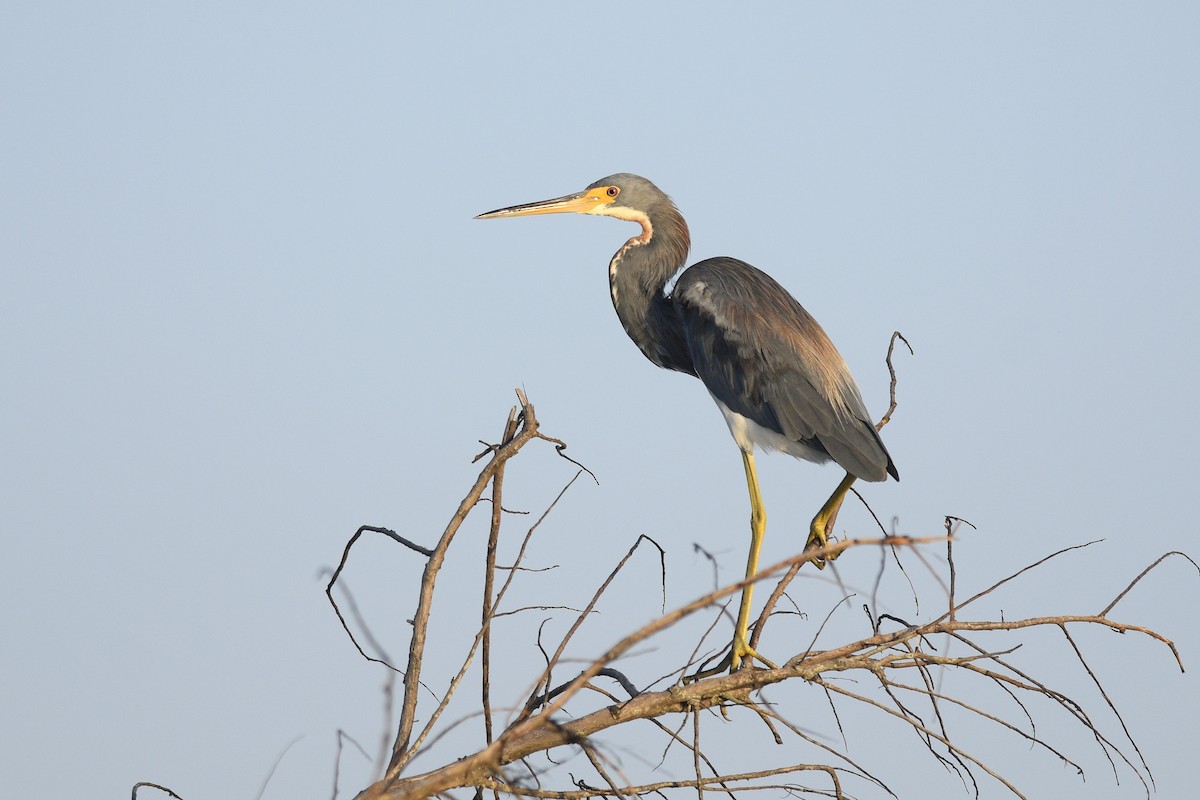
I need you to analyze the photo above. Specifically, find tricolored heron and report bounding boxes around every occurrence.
[477,174,897,671]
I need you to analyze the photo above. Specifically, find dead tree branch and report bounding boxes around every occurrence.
[312,385,1192,800]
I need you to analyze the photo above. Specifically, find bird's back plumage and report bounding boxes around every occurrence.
[674,258,897,482]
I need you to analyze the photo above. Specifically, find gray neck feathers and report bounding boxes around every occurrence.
[607,201,695,375]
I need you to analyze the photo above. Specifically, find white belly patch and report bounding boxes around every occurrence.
[711,394,829,465]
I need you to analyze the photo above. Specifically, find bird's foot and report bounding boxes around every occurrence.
[684,635,777,682]
[807,472,854,568]
[804,519,839,570]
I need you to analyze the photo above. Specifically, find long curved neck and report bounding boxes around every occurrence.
[606,201,696,375]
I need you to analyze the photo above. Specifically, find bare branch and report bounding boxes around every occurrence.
[1099,551,1200,619]
[483,404,521,770]
[389,392,547,774]
[256,735,303,800]
[400,469,590,772]
[328,392,1190,800]
[477,764,851,799]
[876,330,913,432]
[132,783,184,800]
[333,730,372,800]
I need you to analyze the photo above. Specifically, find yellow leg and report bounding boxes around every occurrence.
[806,471,857,568]
[728,449,768,670]
[686,450,782,680]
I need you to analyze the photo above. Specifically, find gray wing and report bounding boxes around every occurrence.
[674,258,897,482]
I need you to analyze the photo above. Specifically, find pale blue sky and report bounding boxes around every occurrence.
[2,3,1198,798]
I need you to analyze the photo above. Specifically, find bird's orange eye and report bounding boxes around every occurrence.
[606,186,619,197]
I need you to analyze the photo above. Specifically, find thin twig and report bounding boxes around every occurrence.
[256,736,303,800]
[131,783,184,800]
[1100,551,1200,618]
[332,730,371,800]
[748,562,801,654]
[325,527,429,668]
[1059,626,1153,789]
[876,331,913,432]
[483,404,521,780]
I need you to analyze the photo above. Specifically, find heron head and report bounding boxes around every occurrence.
[475,173,668,222]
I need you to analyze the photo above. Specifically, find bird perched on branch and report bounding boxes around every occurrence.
[478,174,897,672]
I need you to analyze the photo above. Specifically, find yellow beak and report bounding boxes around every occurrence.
[475,186,614,220]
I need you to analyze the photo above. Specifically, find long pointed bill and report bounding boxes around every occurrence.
[475,186,614,220]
